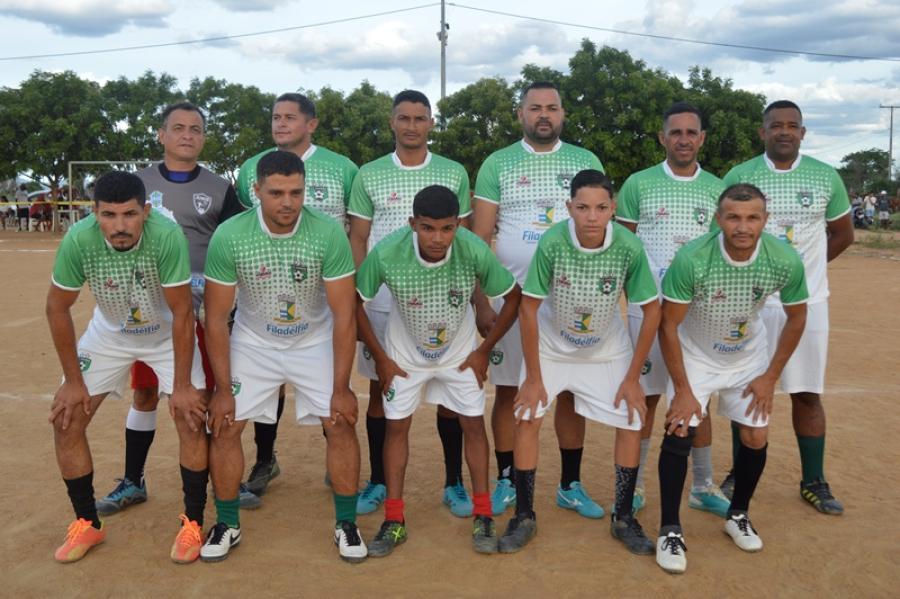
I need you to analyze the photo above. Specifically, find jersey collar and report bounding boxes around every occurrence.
[717,231,760,267]
[301,144,317,161]
[568,219,613,254]
[391,151,432,170]
[521,139,562,154]
[257,205,302,238]
[412,231,452,267]
[763,153,802,173]
[662,160,702,182]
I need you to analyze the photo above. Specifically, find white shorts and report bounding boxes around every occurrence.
[231,339,334,425]
[879,210,891,220]
[358,308,388,381]
[487,296,524,387]
[762,301,828,394]
[627,311,669,396]
[71,331,206,400]
[383,365,486,420]
[516,353,641,430]
[667,360,769,428]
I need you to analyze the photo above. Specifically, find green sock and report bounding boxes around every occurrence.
[731,422,741,464]
[214,497,241,529]
[797,435,826,484]
[334,492,358,524]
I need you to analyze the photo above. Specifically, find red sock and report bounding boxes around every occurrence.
[473,492,491,518]
[384,498,405,523]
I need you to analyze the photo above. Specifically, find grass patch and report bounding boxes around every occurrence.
[856,231,900,250]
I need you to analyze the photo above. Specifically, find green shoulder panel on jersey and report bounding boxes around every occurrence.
[347,153,395,220]
[236,148,277,208]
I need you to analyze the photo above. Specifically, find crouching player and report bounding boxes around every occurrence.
[357,185,521,556]
[202,151,366,563]
[655,183,808,574]
[499,169,660,555]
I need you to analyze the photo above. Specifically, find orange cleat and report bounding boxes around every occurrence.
[171,514,203,564]
[55,518,105,564]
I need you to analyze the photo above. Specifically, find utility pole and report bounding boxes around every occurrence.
[880,104,899,180]
[437,0,449,129]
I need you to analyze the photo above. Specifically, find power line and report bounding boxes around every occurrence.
[0,4,439,61]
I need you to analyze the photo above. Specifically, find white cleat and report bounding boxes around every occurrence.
[725,514,763,552]
[656,532,688,574]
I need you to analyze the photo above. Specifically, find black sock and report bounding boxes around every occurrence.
[559,447,583,489]
[64,472,100,528]
[496,450,514,481]
[253,395,285,464]
[366,414,387,485]
[437,414,464,488]
[658,444,689,528]
[124,428,154,485]
[729,443,767,515]
[180,465,209,526]
[514,468,536,518]
[613,464,638,519]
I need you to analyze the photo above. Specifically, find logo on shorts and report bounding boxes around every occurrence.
[78,352,92,372]
[193,193,212,215]
[533,200,555,226]
[447,287,464,308]
[384,384,396,402]
[557,172,574,190]
[797,190,814,208]
[569,306,594,334]
[363,346,372,360]
[489,348,504,365]
[711,289,728,303]
[406,296,423,308]
[149,190,163,209]
[387,191,403,204]
[752,285,764,302]
[694,206,710,225]
[641,359,651,375]
[103,278,120,291]
[231,376,241,396]
[256,266,273,280]
[726,316,749,341]
[291,261,308,283]
[126,301,146,325]
[277,293,297,322]
[515,175,532,188]
[310,184,329,201]
[599,276,616,295]
[425,322,448,348]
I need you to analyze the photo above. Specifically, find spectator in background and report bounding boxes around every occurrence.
[0,195,14,230]
[30,194,53,231]
[876,191,892,229]
[15,184,29,231]
[864,193,877,221]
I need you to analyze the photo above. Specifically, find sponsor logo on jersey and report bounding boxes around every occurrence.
[569,306,594,334]
[78,352,92,372]
[406,296,423,308]
[149,190,163,209]
[291,261,308,283]
[694,206,709,225]
[797,189,814,208]
[276,293,297,322]
[673,234,691,253]
[256,266,273,280]
[387,191,403,204]
[752,285,764,301]
[557,172,574,190]
[556,274,571,288]
[126,301,146,325]
[533,200,555,226]
[384,384,396,402]
[310,185,329,201]
[655,206,671,218]
[231,376,241,396]
[363,346,372,360]
[726,316,749,341]
[641,359,651,375]
[447,287,464,307]
[193,193,212,215]
[104,279,120,291]
[599,276,617,295]
[489,348,504,365]
[425,322,448,348]
[515,175,532,188]
[711,289,728,303]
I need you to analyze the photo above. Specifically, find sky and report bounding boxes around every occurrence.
[2,0,900,169]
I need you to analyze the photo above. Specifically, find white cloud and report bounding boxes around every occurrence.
[209,0,295,11]
[0,0,173,36]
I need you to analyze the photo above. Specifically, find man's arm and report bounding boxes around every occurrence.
[458,283,521,388]
[826,213,854,262]
[471,199,501,337]
[348,216,372,269]
[513,295,547,423]
[162,283,205,431]
[46,284,89,428]
[658,299,702,436]
[324,275,359,426]
[204,280,237,436]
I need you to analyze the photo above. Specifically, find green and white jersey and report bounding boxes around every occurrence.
[235,145,359,226]
[357,226,515,371]
[51,210,191,346]
[617,162,724,317]
[523,220,657,362]
[205,206,355,350]
[662,231,808,373]
[722,154,849,305]
[348,151,472,312]
[474,140,604,284]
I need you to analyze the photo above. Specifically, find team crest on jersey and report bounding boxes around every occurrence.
[711,289,728,303]
[291,261,308,283]
[384,384,396,402]
[694,206,709,225]
[276,293,297,322]
[599,276,616,295]
[387,191,403,204]
[447,287,464,308]
[149,190,163,209]
[726,316,749,341]
[231,376,242,396]
[778,219,795,244]
[78,352,92,372]
[533,200,555,226]
[425,322,448,348]
[363,346,372,360]
[310,185,329,201]
[134,269,147,290]
[641,359,651,375]
[489,348,504,365]
[796,190,814,208]
[556,274,571,288]
[193,193,212,215]
[655,206,671,218]
[752,285,764,301]
[515,175,532,188]
[557,172,574,190]
[406,296,423,308]
[569,307,594,333]
[256,266,273,280]
[126,301,146,325]
[104,279,120,291]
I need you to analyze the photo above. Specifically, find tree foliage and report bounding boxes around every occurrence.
[837,148,890,194]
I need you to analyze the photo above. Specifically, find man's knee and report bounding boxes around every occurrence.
[132,386,161,411]
[790,392,821,408]
[738,425,767,449]
[660,427,696,457]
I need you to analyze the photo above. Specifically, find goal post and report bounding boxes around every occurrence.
[61,161,158,232]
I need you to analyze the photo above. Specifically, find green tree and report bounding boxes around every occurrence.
[101,70,180,162]
[837,148,890,195]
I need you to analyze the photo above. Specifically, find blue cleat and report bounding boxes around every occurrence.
[357,480,386,515]
[442,480,474,518]
[490,478,516,516]
[556,481,605,519]
[96,478,147,516]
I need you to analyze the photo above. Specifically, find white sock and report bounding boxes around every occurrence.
[126,407,158,431]
[636,438,651,489]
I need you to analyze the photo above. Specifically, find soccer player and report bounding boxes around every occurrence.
[655,183,808,573]
[202,151,364,563]
[348,90,473,517]
[499,169,659,556]
[616,102,727,516]
[472,82,607,518]
[235,92,359,500]
[356,185,520,557]
[96,102,247,515]
[47,170,208,564]
[721,101,853,514]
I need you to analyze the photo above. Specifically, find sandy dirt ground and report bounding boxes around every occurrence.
[1,229,898,598]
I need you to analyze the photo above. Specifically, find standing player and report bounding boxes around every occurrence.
[472,81,606,518]
[616,102,727,516]
[499,170,659,556]
[47,171,208,563]
[15,183,29,232]
[201,151,365,563]
[235,92,359,499]
[96,102,247,515]
[348,90,473,516]
[655,183,808,573]
[721,101,853,514]
[356,185,520,556]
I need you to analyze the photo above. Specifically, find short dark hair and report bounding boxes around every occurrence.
[161,101,206,131]
[94,171,146,207]
[393,90,431,110]
[663,102,702,127]
[717,183,767,210]
[257,150,306,184]
[19,184,26,190]
[763,100,802,120]
[412,185,459,220]
[521,81,560,104]
[569,169,614,200]
[274,93,316,119]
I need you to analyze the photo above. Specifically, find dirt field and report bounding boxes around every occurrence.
[1,229,898,598]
